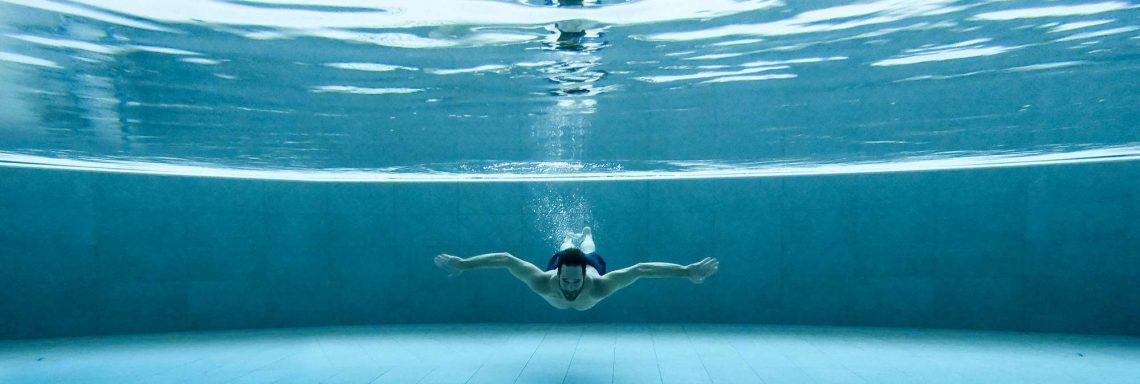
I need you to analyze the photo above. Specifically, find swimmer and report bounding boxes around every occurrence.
[434,227,719,311]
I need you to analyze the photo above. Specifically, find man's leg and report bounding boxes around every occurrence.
[579,226,595,254]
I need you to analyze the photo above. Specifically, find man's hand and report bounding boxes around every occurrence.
[434,254,465,278]
[685,257,719,284]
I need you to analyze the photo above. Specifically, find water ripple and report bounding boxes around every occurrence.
[1,145,1137,182]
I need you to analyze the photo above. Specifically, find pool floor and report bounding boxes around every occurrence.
[1,324,1137,383]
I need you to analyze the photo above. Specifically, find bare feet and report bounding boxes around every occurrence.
[565,226,591,240]
[563,227,593,251]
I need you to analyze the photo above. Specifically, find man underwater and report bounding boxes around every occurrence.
[434,227,719,311]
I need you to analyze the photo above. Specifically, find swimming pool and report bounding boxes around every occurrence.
[1,0,1137,382]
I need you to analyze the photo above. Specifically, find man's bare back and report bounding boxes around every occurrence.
[434,227,719,311]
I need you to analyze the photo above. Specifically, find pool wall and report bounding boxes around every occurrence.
[1,161,1137,340]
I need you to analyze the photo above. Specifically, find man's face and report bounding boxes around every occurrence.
[558,266,585,300]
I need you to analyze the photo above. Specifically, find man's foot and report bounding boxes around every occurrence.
[560,235,576,250]
[563,227,591,247]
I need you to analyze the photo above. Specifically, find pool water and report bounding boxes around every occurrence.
[0,1,1138,382]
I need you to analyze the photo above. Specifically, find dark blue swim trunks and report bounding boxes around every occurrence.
[546,251,607,275]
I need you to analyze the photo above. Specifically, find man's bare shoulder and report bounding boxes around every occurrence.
[531,270,558,294]
[587,265,637,296]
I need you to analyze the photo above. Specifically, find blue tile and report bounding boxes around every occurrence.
[935,202,1025,239]
[0,168,93,210]
[644,180,718,215]
[325,212,398,249]
[182,211,264,250]
[418,364,483,384]
[457,183,528,215]
[781,275,854,324]
[579,181,650,215]
[325,183,396,214]
[930,239,1023,277]
[94,208,184,247]
[938,168,1030,207]
[0,281,101,339]
[187,281,267,330]
[784,239,855,278]
[1027,162,1136,206]
[564,331,615,384]
[930,277,1025,330]
[714,205,782,255]
[90,173,183,212]
[390,183,462,216]
[96,282,190,335]
[687,329,764,384]
[1122,277,1140,335]
[262,212,331,252]
[0,206,95,247]
[783,206,855,246]
[853,205,941,244]
[719,178,785,209]
[385,209,454,244]
[1,243,98,285]
[183,244,265,281]
[515,329,578,383]
[712,242,782,306]
[851,277,936,326]
[465,362,527,384]
[806,367,870,384]
[1025,201,1132,241]
[611,328,661,384]
[453,213,528,251]
[782,174,859,211]
[94,244,194,282]
[371,365,434,384]
[262,243,332,282]
[263,280,339,327]
[4,325,1140,383]
[1021,274,1129,333]
[752,366,817,384]
[1024,238,1134,277]
[177,177,267,213]
[852,240,937,277]
[853,171,942,208]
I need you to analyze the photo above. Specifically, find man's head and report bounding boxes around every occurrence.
[554,248,589,301]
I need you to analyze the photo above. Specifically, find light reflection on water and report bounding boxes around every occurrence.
[2,144,1138,182]
[0,0,1137,178]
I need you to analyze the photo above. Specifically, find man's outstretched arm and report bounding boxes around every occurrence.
[435,253,549,293]
[594,257,719,298]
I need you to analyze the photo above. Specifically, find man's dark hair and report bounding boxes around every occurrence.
[554,248,589,275]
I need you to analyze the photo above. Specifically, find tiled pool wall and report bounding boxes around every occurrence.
[1,161,1137,339]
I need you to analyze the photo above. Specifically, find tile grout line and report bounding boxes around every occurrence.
[364,366,395,384]
[413,365,440,384]
[461,362,485,384]
[650,326,664,384]
[512,326,549,384]
[560,326,584,384]
[610,326,617,384]
[725,330,770,384]
[681,325,716,384]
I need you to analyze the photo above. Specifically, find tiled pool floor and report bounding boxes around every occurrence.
[1,324,1137,383]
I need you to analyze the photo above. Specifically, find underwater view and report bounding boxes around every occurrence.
[0,0,1138,383]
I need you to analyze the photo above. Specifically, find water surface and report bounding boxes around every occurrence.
[0,0,1137,180]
